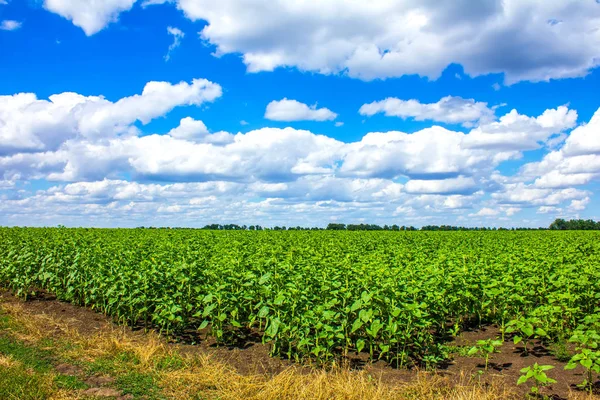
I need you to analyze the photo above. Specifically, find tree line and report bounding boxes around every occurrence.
[133,219,598,231]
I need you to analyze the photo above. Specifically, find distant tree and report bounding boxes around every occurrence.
[326,223,346,230]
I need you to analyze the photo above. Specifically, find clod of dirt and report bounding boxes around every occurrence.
[82,387,122,397]
[85,375,116,387]
[55,363,81,375]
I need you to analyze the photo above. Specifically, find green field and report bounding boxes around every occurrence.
[1,228,599,372]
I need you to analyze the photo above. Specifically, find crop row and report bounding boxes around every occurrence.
[1,228,599,367]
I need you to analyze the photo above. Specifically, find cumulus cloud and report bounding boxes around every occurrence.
[167,117,208,139]
[1,20,22,31]
[265,99,337,122]
[0,78,222,155]
[43,0,136,35]
[2,78,599,226]
[404,176,477,195]
[471,208,500,217]
[562,108,600,156]
[339,127,517,180]
[139,0,600,84]
[41,1,600,83]
[464,106,577,151]
[167,117,234,144]
[516,108,600,193]
[359,96,495,126]
[165,26,184,61]
[569,197,590,212]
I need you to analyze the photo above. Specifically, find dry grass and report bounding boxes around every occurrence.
[160,361,515,400]
[1,298,599,400]
[0,353,16,367]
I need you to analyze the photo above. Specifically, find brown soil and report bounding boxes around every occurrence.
[1,290,597,399]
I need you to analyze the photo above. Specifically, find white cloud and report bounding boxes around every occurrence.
[1,20,22,31]
[359,96,495,126]
[165,26,184,61]
[43,0,136,35]
[2,78,599,227]
[136,0,600,84]
[516,108,600,192]
[167,117,208,139]
[464,106,577,151]
[168,117,234,144]
[493,183,589,207]
[471,207,499,217]
[339,126,516,180]
[404,176,476,195]
[141,0,171,6]
[505,207,520,216]
[335,122,344,127]
[265,98,337,122]
[569,197,590,211]
[0,78,222,155]
[538,206,560,214]
[562,108,600,156]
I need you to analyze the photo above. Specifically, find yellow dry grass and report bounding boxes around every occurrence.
[0,353,16,368]
[1,298,599,400]
[160,361,515,400]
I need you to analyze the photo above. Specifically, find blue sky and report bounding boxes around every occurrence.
[1,0,599,228]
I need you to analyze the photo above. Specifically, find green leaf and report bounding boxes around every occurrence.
[258,306,270,318]
[356,339,365,353]
[564,362,577,370]
[535,328,548,337]
[517,375,528,385]
[265,317,281,338]
[523,326,534,337]
[467,347,479,356]
[350,299,362,312]
[351,318,363,333]
[514,336,523,345]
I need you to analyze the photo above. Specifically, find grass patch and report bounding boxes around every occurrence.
[0,336,53,373]
[54,373,88,390]
[86,350,140,375]
[0,363,53,400]
[116,371,163,399]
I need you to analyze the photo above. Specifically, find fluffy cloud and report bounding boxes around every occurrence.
[463,106,577,151]
[404,176,477,195]
[471,208,499,217]
[339,127,517,180]
[359,96,495,126]
[569,197,590,212]
[40,1,600,83]
[2,78,599,226]
[516,108,600,194]
[167,117,208,139]
[562,109,600,156]
[0,20,22,31]
[492,184,589,207]
[146,0,600,84]
[0,78,222,155]
[265,99,337,122]
[43,0,136,35]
